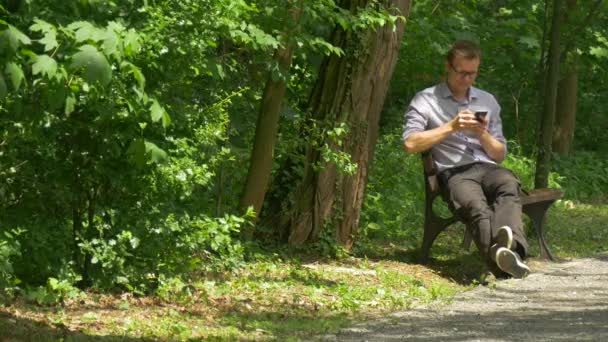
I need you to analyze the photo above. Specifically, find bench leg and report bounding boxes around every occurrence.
[524,203,556,261]
[420,221,440,264]
[420,215,458,264]
[531,214,555,261]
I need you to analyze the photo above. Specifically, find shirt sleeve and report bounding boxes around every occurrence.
[487,98,508,158]
[402,94,428,143]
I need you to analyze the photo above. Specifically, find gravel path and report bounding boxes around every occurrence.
[318,254,608,341]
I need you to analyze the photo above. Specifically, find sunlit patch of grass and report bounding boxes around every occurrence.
[0,256,464,341]
[539,201,608,259]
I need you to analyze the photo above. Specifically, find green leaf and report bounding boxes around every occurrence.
[67,21,105,43]
[65,94,76,115]
[32,55,57,79]
[145,141,168,164]
[0,74,7,99]
[127,138,168,167]
[123,29,142,57]
[131,66,145,90]
[101,28,120,58]
[107,21,126,35]
[215,64,225,80]
[70,44,112,86]
[30,19,58,52]
[5,62,24,91]
[129,237,140,249]
[48,277,59,290]
[590,46,608,59]
[121,61,145,90]
[102,22,127,58]
[0,25,31,53]
[519,36,539,49]
[127,138,146,168]
[367,222,381,231]
[162,111,172,128]
[150,99,165,123]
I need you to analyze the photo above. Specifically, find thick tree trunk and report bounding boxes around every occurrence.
[552,62,577,155]
[288,0,412,249]
[535,0,564,189]
[239,2,303,231]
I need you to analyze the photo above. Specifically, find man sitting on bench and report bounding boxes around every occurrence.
[402,40,530,278]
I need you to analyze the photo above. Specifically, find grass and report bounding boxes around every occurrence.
[0,255,462,341]
[541,200,608,258]
[1,200,607,341]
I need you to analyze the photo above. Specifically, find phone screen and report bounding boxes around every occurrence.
[475,111,488,122]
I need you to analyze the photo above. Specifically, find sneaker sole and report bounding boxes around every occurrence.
[496,226,513,250]
[496,247,530,279]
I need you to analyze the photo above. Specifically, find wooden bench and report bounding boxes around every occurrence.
[420,152,563,264]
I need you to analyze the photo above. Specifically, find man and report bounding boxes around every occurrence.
[402,40,530,278]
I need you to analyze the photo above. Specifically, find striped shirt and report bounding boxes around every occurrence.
[402,82,506,173]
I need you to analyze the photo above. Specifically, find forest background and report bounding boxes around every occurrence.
[0,0,607,340]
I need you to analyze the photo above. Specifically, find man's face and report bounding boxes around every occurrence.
[446,55,480,94]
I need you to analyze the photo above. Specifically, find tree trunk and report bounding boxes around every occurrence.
[239,48,294,214]
[535,0,564,189]
[239,2,303,231]
[288,0,412,249]
[551,0,599,156]
[552,56,578,155]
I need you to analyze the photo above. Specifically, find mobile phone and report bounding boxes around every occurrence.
[474,111,488,122]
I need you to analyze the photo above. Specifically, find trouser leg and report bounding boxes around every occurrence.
[445,167,493,263]
[443,163,529,276]
[482,166,529,259]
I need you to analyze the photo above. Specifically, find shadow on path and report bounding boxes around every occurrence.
[322,256,608,342]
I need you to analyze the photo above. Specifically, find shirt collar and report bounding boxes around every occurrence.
[439,82,480,102]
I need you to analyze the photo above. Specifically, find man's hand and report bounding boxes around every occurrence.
[451,109,488,136]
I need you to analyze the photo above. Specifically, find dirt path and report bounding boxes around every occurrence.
[317,254,608,341]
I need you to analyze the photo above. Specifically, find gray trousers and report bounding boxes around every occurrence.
[439,162,529,267]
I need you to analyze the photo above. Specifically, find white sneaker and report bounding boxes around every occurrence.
[495,247,530,279]
[495,226,513,250]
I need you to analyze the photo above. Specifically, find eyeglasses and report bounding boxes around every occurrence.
[449,63,478,78]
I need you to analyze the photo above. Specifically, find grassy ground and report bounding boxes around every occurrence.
[1,200,607,341]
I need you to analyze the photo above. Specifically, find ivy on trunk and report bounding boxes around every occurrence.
[287,0,412,249]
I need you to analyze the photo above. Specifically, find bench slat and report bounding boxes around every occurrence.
[522,188,564,205]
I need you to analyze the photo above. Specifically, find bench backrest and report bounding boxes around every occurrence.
[421,151,440,198]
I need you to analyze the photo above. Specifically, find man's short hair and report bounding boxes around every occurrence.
[447,40,481,63]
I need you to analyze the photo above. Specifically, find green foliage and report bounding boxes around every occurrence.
[0,0,262,294]
[0,229,23,291]
[552,152,608,202]
[319,122,358,176]
[502,142,562,190]
[0,0,605,315]
[359,128,425,246]
[24,263,84,305]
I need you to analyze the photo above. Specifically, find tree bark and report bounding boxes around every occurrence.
[552,54,578,155]
[552,0,600,156]
[239,2,303,231]
[288,0,412,249]
[535,0,564,189]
